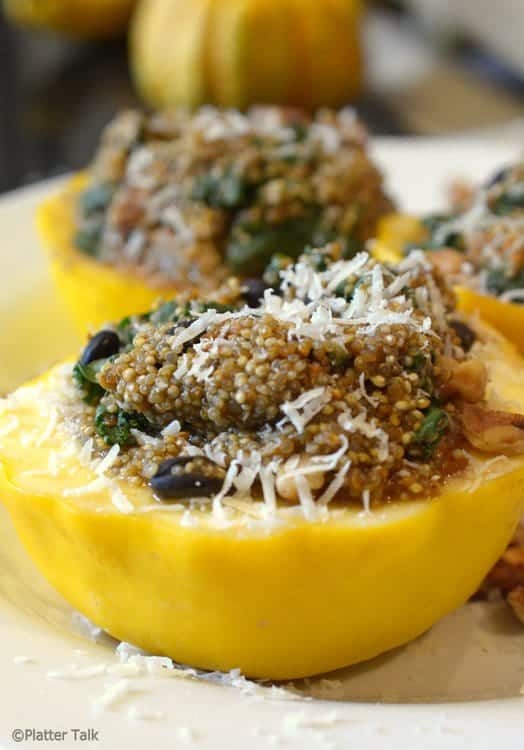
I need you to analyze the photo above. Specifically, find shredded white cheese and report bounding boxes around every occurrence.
[93,679,138,710]
[95,443,120,476]
[361,489,371,514]
[279,387,330,434]
[338,411,389,462]
[63,476,110,497]
[161,419,182,437]
[317,461,351,506]
[111,486,134,514]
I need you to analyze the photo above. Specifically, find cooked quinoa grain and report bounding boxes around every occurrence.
[76,106,393,288]
[63,243,515,513]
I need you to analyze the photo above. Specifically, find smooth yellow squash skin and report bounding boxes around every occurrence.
[38,176,180,334]
[3,0,134,39]
[2,328,524,679]
[374,213,524,355]
[130,0,362,110]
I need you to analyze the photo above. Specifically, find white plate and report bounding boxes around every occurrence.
[1,139,524,750]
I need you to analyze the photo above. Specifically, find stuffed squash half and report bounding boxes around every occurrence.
[38,106,392,332]
[2,245,524,679]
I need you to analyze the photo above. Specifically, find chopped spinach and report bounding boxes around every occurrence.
[327,344,351,369]
[406,352,434,395]
[418,214,464,252]
[95,404,153,447]
[303,246,328,271]
[263,253,293,287]
[80,183,115,217]
[197,301,236,314]
[334,275,365,301]
[74,225,103,256]
[491,182,524,215]
[150,300,183,324]
[340,236,363,258]
[291,123,308,142]
[116,315,139,347]
[148,300,192,325]
[73,361,105,405]
[191,169,251,209]
[422,214,453,235]
[485,267,524,300]
[410,352,428,373]
[414,406,449,457]
[227,211,328,275]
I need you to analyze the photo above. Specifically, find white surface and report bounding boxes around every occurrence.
[1,139,524,749]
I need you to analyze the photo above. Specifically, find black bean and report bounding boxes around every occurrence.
[150,457,225,500]
[450,320,476,352]
[80,330,121,366]
[241,278,268,308]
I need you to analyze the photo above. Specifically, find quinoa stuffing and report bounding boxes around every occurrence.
[61,242,524,516]
[415,161,524,301]
[75,106,393,288]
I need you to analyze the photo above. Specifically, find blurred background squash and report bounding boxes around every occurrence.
[3,0,135,39]
[130,0,363,110]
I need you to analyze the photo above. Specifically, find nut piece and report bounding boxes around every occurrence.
[441,359,487,403]
[460,404,524,455]
[428,249,465,276]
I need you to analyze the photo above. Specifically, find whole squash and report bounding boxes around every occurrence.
[3,0,135,39]
[130,0,363,110]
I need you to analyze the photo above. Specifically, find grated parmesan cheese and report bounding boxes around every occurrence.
[63,476,110,497]
[111,486,134,514]
[161,419,182,437]
[358,372,378,407]
[293,474,318,520]
[338,411,389,462]
[13,655,35,665]
[317,461,351,506]
[79,438,94,465]
[0,414,19,438]
[278,387,329,434]
[361,489,371,514]
[126,706,165,721]
[95,443,120,476]
[92,678,138,710]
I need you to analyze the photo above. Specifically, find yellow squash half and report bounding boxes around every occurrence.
[2,326,524,680]
[375,213,524,355]
[38,175,179,334]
